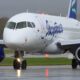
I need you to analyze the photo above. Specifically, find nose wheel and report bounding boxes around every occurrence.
[13,59,27,70]
[13,51,27,70]
[13,59,20,69]
[21,60,27,70]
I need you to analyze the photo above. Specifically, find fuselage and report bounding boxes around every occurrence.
[3,12,80,54]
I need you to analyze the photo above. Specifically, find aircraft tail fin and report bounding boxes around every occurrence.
[68,0,77,19]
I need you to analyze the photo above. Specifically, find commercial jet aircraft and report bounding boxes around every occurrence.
[0,0,80,70]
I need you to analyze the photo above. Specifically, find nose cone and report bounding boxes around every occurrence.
[3,28,26,49]
[5,37,21,47]
[4,35,25,49]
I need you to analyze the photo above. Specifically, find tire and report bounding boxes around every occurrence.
[78,62,80,65]
[21,60,27,70]
[72,59,77,69]
[13,59,20,70]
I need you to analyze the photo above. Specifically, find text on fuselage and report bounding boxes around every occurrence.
[46,20,63,36]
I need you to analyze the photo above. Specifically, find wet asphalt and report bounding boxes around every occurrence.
[0,66,80,80]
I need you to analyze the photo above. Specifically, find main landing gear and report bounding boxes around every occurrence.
[72,59,78,69]
[13,51,27,70]
[72,58,80,69]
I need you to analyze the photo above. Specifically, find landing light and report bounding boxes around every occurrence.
[17,58,21,62]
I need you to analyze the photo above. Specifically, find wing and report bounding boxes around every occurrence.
[0,40,6,48]
[57,39,80,53]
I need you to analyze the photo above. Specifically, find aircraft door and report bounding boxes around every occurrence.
[35,16,47,50]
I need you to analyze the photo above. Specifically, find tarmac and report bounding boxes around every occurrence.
[6,53,73,58]
[0,66,80,80]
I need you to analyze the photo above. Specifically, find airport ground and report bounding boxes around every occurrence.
[0,49,73,66]
[0,50,80,80]
[0,66,80,80]
[0,53,72,66]
[0,57,72,66]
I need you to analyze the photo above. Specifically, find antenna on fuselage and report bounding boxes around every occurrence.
[26,9,29,13]
[60,13,62,17]
[26,9,29,21]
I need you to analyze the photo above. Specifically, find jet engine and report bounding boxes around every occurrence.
[0,48,5,62]
[75,47,80,61]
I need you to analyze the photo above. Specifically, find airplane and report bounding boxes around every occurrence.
[0,0,80,70]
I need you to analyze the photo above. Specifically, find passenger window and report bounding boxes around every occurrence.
[16,21,26,29]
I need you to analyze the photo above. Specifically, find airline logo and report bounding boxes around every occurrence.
[46,20,63,37]
[72,0,76,14]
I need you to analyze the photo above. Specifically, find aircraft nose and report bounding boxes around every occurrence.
[5,37,21,47]
[3,28,27,48]
[4,34,27,49]
[6,38,19,45]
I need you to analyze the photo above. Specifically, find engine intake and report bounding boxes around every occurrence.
[75,47,80,61]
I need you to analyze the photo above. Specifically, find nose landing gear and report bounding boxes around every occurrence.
[13,51,27,70]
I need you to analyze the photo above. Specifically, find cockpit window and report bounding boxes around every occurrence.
[31,22,35,28]
[27,22,32,28]
[16,21,26,29]
[6,21,35,29]
[27,22,35,28]
[16,22,35,29]
[7,22,16,29]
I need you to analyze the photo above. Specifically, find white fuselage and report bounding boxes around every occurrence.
[3,13,80,54]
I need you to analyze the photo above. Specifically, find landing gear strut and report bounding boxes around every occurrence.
[72,59,78,69]
[13,51,27,70]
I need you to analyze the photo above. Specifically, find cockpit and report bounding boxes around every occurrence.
[6,21,35,29]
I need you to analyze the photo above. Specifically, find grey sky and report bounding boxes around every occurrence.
[0,0,80,18]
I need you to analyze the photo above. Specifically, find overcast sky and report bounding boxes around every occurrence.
[0,0,80,18]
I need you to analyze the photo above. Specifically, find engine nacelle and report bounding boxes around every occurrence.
[0,48,5,62]
[75,47,80,61]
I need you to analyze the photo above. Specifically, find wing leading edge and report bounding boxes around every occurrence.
[57,39,80,53]
[0,40,6,48]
